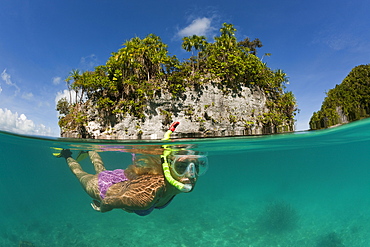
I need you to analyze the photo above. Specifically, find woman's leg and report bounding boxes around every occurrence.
[66,157,100,200]
[88,151,106,173]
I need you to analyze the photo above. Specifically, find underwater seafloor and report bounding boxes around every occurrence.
[1,118,370,247]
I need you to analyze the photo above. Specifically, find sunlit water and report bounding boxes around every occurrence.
[1,119,370,247]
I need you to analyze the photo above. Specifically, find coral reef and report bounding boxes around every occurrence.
[19,241,35,247]
[257,201,299,233]
[316,232,345,247]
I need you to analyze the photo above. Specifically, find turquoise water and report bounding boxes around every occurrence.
[1,119,370,247]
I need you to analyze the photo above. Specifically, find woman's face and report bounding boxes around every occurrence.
[170,155,204,192]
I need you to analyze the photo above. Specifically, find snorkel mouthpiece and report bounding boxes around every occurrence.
[181,183,193,192]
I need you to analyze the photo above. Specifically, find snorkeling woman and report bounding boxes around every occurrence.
[54,122,208,216]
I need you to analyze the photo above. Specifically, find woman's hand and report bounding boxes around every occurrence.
[90,200,102,212]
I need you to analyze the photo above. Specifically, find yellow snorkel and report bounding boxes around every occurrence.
[161,122,192,192]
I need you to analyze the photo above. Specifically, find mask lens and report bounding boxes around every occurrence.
[172,155,208,177]
[195,156,208,176]
[174,160,189,175]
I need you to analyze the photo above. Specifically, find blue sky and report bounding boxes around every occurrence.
[1,0,369,136]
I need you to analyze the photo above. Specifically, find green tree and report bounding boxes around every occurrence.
[182,35,208,75]
[238,37,263,55]
[56,97,70,116]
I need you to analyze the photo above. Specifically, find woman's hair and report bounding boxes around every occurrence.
[124,154,163,180]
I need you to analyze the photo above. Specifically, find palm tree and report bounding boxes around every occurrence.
[66,69,81,104]
[182,35,208,74]
[218,23,237,49]
[181,36,194,55]
[238,37,263,55]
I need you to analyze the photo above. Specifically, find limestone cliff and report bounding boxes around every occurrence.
[61,84,294,139]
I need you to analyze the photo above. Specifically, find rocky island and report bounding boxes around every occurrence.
[57,23,297,139]
[309,64,370,130]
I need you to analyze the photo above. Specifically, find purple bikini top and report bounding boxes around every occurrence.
[98,169,128,199]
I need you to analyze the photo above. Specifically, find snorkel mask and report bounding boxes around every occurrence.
[161,122,208,192]
[169,154,208,178]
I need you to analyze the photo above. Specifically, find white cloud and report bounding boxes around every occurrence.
[80,54,98,70]
[0,108,52,136]
[55,89,72,105]
[323,33,357,51]
[1,69,20,94]
[312,23,367,52]
[1,69,12,85]
[22,92,34,100]
[38,101,50,108]
[177,17,214,37]
[52,76,62,85]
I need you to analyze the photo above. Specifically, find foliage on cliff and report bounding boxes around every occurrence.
[57,23,297,136]
[309,64,370,130]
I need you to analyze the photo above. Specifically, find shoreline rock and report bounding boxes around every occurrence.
[61,84,294,139]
